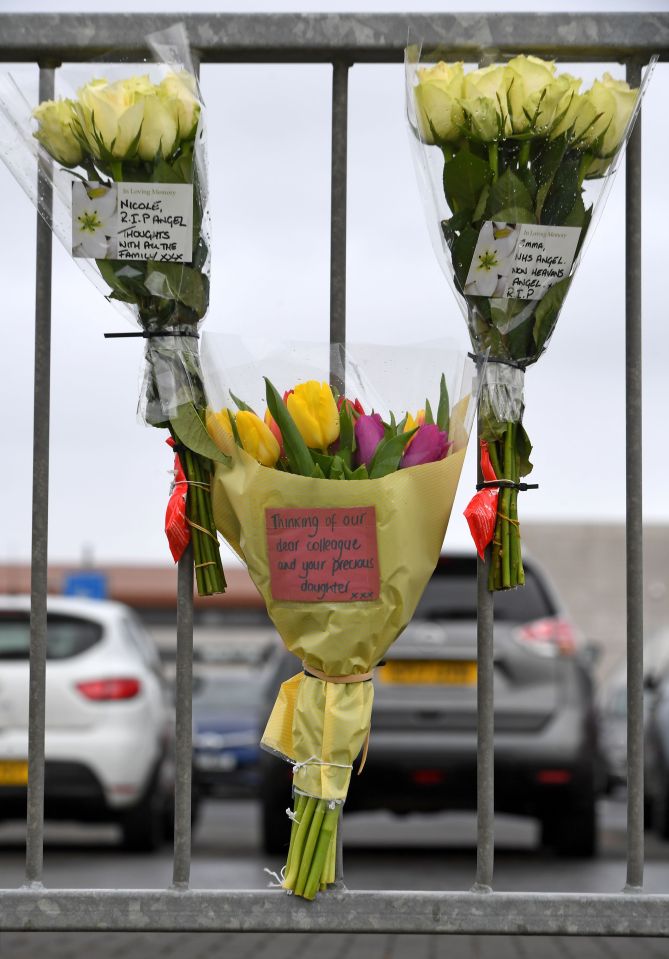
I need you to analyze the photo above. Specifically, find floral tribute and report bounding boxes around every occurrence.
[204,356,476,898]
[0,27,227,594]
[406,50,646,589]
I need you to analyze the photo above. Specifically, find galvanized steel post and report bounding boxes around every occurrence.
[329,59,349,396]
[625,58,644,893]
[172,543,194,888]
[25,63,55,890]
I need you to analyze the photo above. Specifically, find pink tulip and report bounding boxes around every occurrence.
[354,413,385,468]
[400,424,451,468]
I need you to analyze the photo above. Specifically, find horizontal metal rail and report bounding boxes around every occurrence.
[1,8,662,940]
[0,13,668,62]
[4,889,669,936]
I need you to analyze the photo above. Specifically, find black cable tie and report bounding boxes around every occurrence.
[468,351,527,372]
[476,479,539,492]
[104,330,199,339]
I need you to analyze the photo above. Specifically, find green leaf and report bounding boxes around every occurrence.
[264,377,316,477]
[368,430,416,480]
[436,373,450,433]
[424,399,435,425]
[342,462,369,480]
[472,183,490,223]
[311,451,334,477]
[229,390,254,413]
[312,464,327,479]
[329,455,346,481]
[486,206,536,224]
[533,136,568,216]
[533,275,571,355]
[515,423,534,478]
[337,403,354,468]
[488,169,534,219]
[443,151,492,215]
[170,402,230,467]
[451,226,479,291]
[145,262,208,318]
[540,154,581,226]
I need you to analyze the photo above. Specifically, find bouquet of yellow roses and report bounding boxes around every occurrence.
[0,24,226,595]
[202,336,479,898]
[406,47,650,589]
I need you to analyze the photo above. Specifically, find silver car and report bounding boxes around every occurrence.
[260,552,601,857]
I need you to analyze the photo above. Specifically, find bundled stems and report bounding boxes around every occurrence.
[180,445,226,596]
[487,422,524,591]
[282,795,340,900]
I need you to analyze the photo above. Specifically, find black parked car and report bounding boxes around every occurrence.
[260,552,601,857]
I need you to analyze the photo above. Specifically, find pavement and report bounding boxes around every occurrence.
[2,798,669,958]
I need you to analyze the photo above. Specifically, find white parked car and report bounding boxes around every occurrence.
[0,595,176,851]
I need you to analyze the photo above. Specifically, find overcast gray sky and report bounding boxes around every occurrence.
[1,0,667,566]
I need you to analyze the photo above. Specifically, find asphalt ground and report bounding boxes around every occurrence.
[2,796,669,958]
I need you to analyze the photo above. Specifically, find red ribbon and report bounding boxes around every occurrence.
[464,441,499,560]
[164,437,190,563]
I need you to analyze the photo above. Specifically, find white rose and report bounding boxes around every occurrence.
[414,61,464,144]
[32,98,83,166]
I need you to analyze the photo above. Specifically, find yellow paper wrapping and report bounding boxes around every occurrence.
[211,398,470,800]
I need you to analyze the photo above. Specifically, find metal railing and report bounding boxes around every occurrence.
[1,11,667,937]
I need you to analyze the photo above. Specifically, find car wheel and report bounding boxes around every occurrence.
[541,795,598,858]
[121,773,168,853]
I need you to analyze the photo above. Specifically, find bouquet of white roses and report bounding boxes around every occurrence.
[0,25,227,595]
[406,49,649,589]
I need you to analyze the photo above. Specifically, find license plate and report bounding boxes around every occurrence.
[379,660,477,686]
[0,760,29,786]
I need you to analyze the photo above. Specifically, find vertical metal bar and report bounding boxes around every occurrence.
[24,64,55,890]
[172,543,194,888]
[625,59,644,893]
[473,417,495,893]
[329,59,349,883]
[329,60,349,396]
[171,49,201,892]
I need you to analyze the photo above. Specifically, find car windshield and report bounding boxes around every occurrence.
[193,671,265,710]
[0,613,103,660]
[415,557,554,623]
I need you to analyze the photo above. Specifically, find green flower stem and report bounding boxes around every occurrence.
[518,140,530,169]
[501,423,514,589]
[285,793,308,878]
[488,141,499,179]
[303,803,340,900]
[181,447,226,596]
[294,799,327,897]
[283,796,316,891]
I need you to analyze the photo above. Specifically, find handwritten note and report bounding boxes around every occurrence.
[266,506,380,603]
[72,180,193,263]
[465,221,581,301]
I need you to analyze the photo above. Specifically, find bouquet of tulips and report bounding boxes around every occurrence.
[406,49,647,589]
[0,25,226,595]
[202,338,478,898]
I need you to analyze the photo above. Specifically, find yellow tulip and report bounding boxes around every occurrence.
[235,411,281,467]
[287,380,340,452]
[206,408,235,455]
[403,410,425,446]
